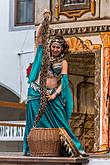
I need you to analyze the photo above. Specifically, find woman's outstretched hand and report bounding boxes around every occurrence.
[42,9,50,19]
[46,93,57,101]
[41,9,51,27]
[35,9,50,45]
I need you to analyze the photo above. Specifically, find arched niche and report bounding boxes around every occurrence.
[66,36,101,152]
[0,84,25,152]
[0,85,25,121]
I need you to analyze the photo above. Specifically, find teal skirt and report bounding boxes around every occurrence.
[23,75,83,155]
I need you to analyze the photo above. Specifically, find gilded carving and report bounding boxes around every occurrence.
[55,0,95,20]
[101,32,110,47]
[66,36,101,51]
[100,32,110,151]
[51,25,110,35]
[66,37,85,51]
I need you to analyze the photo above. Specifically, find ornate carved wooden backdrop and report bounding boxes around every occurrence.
[100,32,110,150]
[66,36,101,152]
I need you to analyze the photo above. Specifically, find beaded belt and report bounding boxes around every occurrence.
[30,82,55,95]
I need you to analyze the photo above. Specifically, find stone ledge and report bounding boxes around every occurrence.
[51,25,110,35]
[0,152,89,165]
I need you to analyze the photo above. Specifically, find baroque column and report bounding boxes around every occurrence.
[100,32,110,150]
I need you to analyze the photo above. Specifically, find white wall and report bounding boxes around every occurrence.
[0,0,35,99]
[83,158,110,165]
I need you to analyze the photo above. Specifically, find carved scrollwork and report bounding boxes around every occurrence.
[100,32,110,47]
[66,37,86,51]
[51,25,110,36]
[66,36,101,51]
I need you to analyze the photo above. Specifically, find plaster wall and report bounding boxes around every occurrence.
[0,0,35,99]
[35,0,110,24]
[35,0,50,24]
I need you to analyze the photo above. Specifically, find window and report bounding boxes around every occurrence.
[15,0,35,26]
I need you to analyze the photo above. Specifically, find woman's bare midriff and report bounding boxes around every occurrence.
[35,74,57,89]
[46,77,57,89]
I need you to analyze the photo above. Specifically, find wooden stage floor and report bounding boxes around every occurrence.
[0,152,89,165]
[0,152,110,165]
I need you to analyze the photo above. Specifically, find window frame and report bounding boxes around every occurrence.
[14,0,35,26]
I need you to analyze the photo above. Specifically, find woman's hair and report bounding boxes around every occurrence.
[49,35,69,55]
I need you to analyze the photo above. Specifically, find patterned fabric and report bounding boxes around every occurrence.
[59,128,80,157]
[52,63,62,76]
[47,62,62,78]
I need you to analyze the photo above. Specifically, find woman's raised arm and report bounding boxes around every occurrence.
[35,24,43,45]
[35,9,50,46]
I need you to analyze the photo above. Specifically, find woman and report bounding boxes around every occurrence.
[23,10,88,157]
